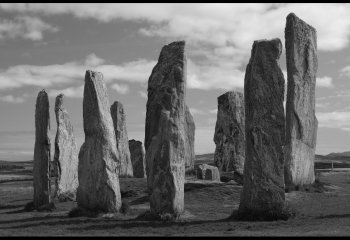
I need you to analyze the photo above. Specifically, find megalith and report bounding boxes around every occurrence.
[213,91,245,174]
[128,139,146,178]
[145,41,186,219]
[184,106,196,172]
[284,13,318,187]
[196,164,220,182]
[53,94,79,201]
[110,101,133,177]
[33,89,51,209]
[76,70,122,213]
[238,39,286,220]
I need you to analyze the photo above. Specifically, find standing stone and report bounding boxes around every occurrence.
[145,41,186,218]
[196,164,220,182]
[33,89,51,209]
[110,101,133,177]
[284,13,318,187]
[238,39,286,220]
[53,94,79,201]
[128,139,146,178]
[184,106,196,172]
[213,91,245,174]
[76,70,121,213]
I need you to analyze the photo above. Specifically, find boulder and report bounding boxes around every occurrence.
[196,164,220,182]
[76,70,122,213]
[238,39,286,220]
[33,89,51,209]
[284,13,318,187]
[213,91,245,174]
[110,101,133,177]
[145,41,186,218]
[184,106,196,172]
[53,94,79,201]
[128,139,146,178]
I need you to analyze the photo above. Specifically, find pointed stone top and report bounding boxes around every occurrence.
[111,100,123,109]
[158,40,186,63]
[85,70,103,81]
[55,94,65,112]
[286,12,316,33]
[218,91,243,100]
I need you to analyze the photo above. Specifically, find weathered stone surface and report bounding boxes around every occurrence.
[33,89,51,209]
[213,91,245,174]
[53,94,79,201]
[110,101,133,177]
[145,41,186,218]
[184,106,195,171]
[196,164,220,182]
[284,13,318,187]
[238,39,286,219]
[128,139,146,178]
[76,70,122,213]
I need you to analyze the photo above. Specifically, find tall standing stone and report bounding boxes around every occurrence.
[110,101,133,177]
[145,41,186,218]
[284,13,318,187]
[129,139,146,178]
[184,106,195,172]
[213,91,245,174]
[76,70,121,213]
[53,94,79,201]
[33,89,51,209]
[238,39,286,220]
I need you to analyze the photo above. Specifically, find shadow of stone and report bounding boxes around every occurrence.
[0,204,24,210]
[0,215,66,225]
[316,213,350,219]
[129,195,149,206]
[184,182,221,192]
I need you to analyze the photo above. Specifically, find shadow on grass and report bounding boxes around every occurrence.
[0,204,25,210]
[0,215,67,225]
[316,213,350,219]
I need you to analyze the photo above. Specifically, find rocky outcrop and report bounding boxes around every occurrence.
[53,94,79,201]
[76,70,122,213]
[184,106,195,172]
[145,41,186,219]
[196,164,220,182]
[238,39,286,220]
[33,89,51,209]
[284,13,318,188]
[128,139,146,178]
[213,91,245,174]
[110,101,133,177]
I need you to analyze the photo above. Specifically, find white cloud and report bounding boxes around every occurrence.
[138,91,147,99]
[0,94,26,103]
[48,85,84,98]
[0,15,58,41]
[189,108,206,115]
[317,111,350,130]
[111,83,129,95]
[316,76,334,88]
[209,109,217,114]
[0,54,156,91]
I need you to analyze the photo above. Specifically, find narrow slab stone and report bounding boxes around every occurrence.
[33,89,51,209]
[284,13,318,187]
[110,101,133,177]
[128,139,146,178]
[238,39,286,220]
[76,70,122,213]
[196,164,220,182]
[185,106,196,172]
[53,94,79,201]
[213,91,245,174]
[145,41,186,218]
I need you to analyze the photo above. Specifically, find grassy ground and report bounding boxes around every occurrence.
[0,158,350,236]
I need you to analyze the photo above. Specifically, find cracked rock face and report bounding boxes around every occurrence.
[53,94,79,201]
[238,39,286,219]
[128,139,146,178]
[33,89,51,209]
[76,70,121,213]
[184,106,196,172]
[213,91,245,174]
[110,101,133,177]
[145,41,186,218]
[284,13,318,187]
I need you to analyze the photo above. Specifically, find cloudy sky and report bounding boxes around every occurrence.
[1,3,350,161]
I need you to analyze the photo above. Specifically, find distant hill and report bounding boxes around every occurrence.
[326,151,350,158]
